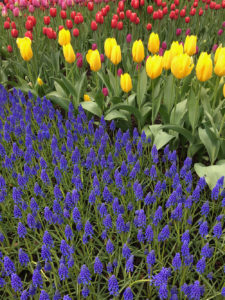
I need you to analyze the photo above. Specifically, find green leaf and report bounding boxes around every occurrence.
[60,75,77,98]
[74,71,87,108]
[161,124,195,143]
[105,110,128,121]
[181,74,192,96]
[110,96,122,105]
[45,92,70,111]
[163,74,175,113]
[188,89,199,132]
[152,90,162,123]
[198,127,220,164]
[187,143,203,157]
[54,81,67,97]
[149,125,175,150]
[97,71,112,96]
[53,78,70,96]
[170,99,187,125]
[107,103,142,122]
[91,90,104,110]
[107,69,119,96]
[81,101,102,118]
[194,161,225,190]
[138,68,147,108]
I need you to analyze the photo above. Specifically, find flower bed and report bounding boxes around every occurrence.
[0,86,224,299]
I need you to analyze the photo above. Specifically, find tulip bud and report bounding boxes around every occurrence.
[84,94,91,101]
[126,34,132,43]
[63,43,76,64]
[132,40,145,63]
[110,45,122,65]
[58,28,71,46]
[148,32,160,54]
[176,28,182,36]
[196,52,212,82]
[104,38,117,59]
[146,55,163,79]
[17,37,33,61]
[117,68,123,76]
[214,48,225,77]
[37,77,44,86]
[86,49,101,72]
[171,53,194,79]
[120,73,132,93]
[102,87,108,97]
[184,35,197,56]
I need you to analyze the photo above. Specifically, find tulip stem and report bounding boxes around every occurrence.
[192,87,201,135]
[137,66,141,110]
[212,77,220,109]
[26,62,33,87]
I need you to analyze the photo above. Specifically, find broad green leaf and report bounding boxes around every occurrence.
[74,71,87,108]
[105,110,128,121]
[92,90,104,110]
[142,125,152,139]
[138,68,147,108]
[188,89,199,132]
[170,99,187,125]
[161,124,195,143]
[45,92,70,111]
[187,143,203,157]
[194,162,225,190]
[97,71,112,96]
[181,74,192,96]
[152,90,162,124]
[110,96,122,105]
[107,103,142,122]
[153,131,175,150]
[198,127,220,164]
[107,69,119,96]
[53,78,70,96]
[61,75,77,98]
[81,101,102,118]
[164,74,175,113]
[54,81,67,97]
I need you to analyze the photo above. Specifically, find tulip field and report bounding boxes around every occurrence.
[0,0,225,299]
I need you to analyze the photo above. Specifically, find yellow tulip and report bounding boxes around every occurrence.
[58,28,71,46]
[214,46,224,64]
[184,35,197,56]
[18,37,33,61]
[132,40,145,63]
[196,52,212,82]
[214,48,225,77]
[223,83,225,98]
[148,32,160,54]
[84,94,91,101]
[86,49,101,72]
[110,45,122,65]
[146,55,163,79]
[171,53,194,79]
[162,50,172,70]
[63,43,76,64]
[37,77,43,86]
[120,73,132,93]
[104,38,117,59]
[16,37,31,49]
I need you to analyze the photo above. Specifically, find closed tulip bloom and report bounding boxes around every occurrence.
[104,38,117,59]
[58,28,71,46]
[132,40,145,63]
[37,77,43,86]
[84,94,91,101]
[18,37,33,61]
[63,43,76,64]
[170,41,183,57]
[110,45,122,65]
[214,48,225,77]
[214,47,224,64]
[171,53,194,79]
[86,49,101,72]
[162,50,172,70]
[184,35,197,56]
[146,55,163,79]
[148,32,160,54]
[196,52,212,82]
[120,73,132,93]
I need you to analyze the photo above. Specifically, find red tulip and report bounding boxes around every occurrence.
[11,22,16,29]
[133,0,139,9]
[78,15,84,23]
[59,25,64,31]
[87,1,94,11]
[171,3,175,10]
[117,21,123,30]
[158,9,163,19]
[130,12,137,22]
[91,20,98,31]
[11,29,18,38]
[105,5,110,12]
[193,1,198,7]
[153,11,158,19]
[146,23,152,31]
[190,8,196,15]
[126,9,132,18]
[74,15,80,24]
[46,27,54,39]
[174,0,179,6]
[199,8,203,15]
[73,28,79,37]
[162,1,167,7]
[169,11,175,19]
[118,1,124,11]
[163,6,168,14]
[102,7,107,16]
[215,3,220,9]
[28,16,36,26]
[180,8,186,17]
[71,11,76,19]
[119,11,125,19]
[60,10,67,19]
[44,16,50,25]
[7,45,13,53]
[43,27,47,35]
[50,8,57,18]
[4,21,10,29]
[222,0,225,8]
[140,0,144,6]
[185,16,190,23]
[157,0,162,6]
[135,17,140,24]
[66,19,73,29]
[25,31,33,40]
[113,14,119,21]
[111,18,117,28]
[147,5,153,14]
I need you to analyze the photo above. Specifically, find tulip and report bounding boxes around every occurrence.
[146,55,163,79]
[120,73,132,93]
[104,38,117,59]
[58,28,71,46]
[63,43,76,64]
[214,47,224,64]
[37,77,43,86]
[214,48,225,77]
[17,37,33,61]
[86,49,101,72]
[171,53,194,79]
[184,35,197,56]
[126,34,132,43]
[102,87,108,97]
[162,50,171,70]
[132,40,145,63]
[196,52,212,82]
[148,32,160,54]
[84,94,91,101]
[110,45,121,65]
[117,68,123,76]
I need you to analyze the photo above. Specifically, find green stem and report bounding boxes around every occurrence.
[219,113,225,136]
[212,77,220,109]
[192,86,201,135]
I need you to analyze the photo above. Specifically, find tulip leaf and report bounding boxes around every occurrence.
[81,101,102,118]
[188,88,199,132]
[161,124,195,143]
[107,103,142,122]
[45,92,70,111]
[107,69,119,96]
[198,126,220,165]
[194,162,225,190]
[60,75,77,98]
[97,71,113,96]
[181,74,192,97]
[149,125,175,150]
[105,110,128,121]
[53,78,70,97]
[138,68,147,108]
[163,74,175,114]
[74,71,87,108]
[152,90,163,124]
[54,82,67,97]
[170,99,187,125]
